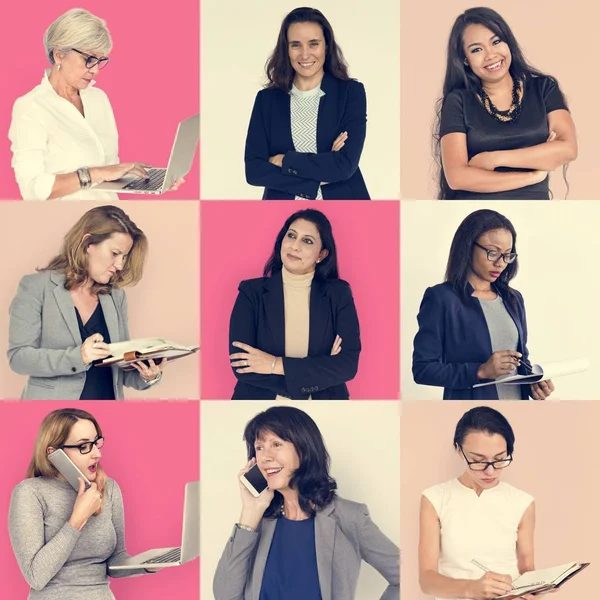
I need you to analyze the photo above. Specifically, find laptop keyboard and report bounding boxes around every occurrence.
[141,547,181,565]
[122,168,166,192]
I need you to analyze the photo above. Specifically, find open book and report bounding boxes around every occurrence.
[96,338,199,371]
[473,358,589,388]
[495,562,590,598]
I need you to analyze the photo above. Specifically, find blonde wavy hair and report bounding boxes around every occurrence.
[27,408,106,515]
[44,8,112,64]
[40,205,148,295]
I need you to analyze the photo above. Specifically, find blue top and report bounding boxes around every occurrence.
[75,303,115,400]
[412,281,531,400]
[259,516,322,600]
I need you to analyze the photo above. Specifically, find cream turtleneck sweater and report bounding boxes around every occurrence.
[276,267,315,401]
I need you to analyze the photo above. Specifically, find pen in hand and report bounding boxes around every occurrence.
[471,559,515,590]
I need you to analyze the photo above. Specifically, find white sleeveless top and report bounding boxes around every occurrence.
[422,478,534,600]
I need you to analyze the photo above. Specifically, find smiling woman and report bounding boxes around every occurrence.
[7,205,169,400]
[434,7,577,200]
[244,7,370,200]
[7,9,183,200]
[228,208,361,400]
[8,408,159,599]
[213,405,399,600]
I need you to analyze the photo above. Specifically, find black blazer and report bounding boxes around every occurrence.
[244,73,370,200]
[229,270,361,399]
[412,282,531,400]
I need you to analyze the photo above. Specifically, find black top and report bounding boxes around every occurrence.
[259,517,322,600]
[440,75,568,199]
[75,303,115,400]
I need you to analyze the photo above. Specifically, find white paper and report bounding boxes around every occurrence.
[98,337,199,368]
[473,357,589,388]
[495,562,583,598]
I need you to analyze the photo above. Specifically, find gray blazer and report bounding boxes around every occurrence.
[213,496,400,600]
[7,270,153,400]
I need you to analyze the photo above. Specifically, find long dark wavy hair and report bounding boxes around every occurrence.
[243,406,337,518]
[454,406,515,456]
[433,7,568,199]
[263,208,339,280]
[265,7,351,91]
[445,209,518,306]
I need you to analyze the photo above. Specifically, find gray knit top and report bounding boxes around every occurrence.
[9,476,147,599]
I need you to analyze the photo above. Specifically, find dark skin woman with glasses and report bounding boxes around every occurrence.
[434,7,577,200]
[412,209,554,400]
[8,9,183,200]
[419,406,543,600]
[9,408,159,600]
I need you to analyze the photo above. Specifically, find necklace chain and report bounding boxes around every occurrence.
[477,78,523,124]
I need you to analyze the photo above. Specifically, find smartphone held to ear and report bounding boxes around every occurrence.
[48,449,91,492]
[240,463,268,497]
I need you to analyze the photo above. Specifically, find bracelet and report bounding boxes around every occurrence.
[270,357,277,374]
[76,167,92,189]
[236,523,256,533]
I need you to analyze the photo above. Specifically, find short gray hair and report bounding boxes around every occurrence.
[44,8,112,64]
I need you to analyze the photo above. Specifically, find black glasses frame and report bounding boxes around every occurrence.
[473,241,517,264]
[459,446,513,471]
[62,436,105,455]
[71,48,110,70]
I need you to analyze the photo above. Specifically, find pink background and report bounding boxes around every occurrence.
[200,202,400,400]
[0,201,200,400]
[400,401,598,599]
[0,2,199,201]
[0,401,199,599]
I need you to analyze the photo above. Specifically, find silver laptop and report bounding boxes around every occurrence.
[95,113,199,195]
[109,481,200,570]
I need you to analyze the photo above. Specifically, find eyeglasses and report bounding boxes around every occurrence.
[62,436,105,455]
[473,241,517,264]
[460,446,512,471]
[71,48,110,70]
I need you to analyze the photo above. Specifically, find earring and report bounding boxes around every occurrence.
[57,64,61,71]
[463,59,468,66]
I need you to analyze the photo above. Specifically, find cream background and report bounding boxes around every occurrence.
[200,0,400,200]
[400,0,600,201]
[0,201,200,400]
[401,201,600,400]
[400,400,598,599]
[200,401,401,600]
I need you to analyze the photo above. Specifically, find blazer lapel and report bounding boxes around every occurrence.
[316,73,334,153]
[50,272,82,345]
[308,278,330,357]
[497,289,526,353]
[100,293,121,393]
[251,518,277,600]
[99,293,120,344]
[315,503,336,600]
[264,272,286,356]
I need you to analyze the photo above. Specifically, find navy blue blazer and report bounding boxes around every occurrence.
[229,270,361,399]
[412,282,531,400]
[244,73,370,200]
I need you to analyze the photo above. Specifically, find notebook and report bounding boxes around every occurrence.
[495,561,590,598]
[96,338,199,370]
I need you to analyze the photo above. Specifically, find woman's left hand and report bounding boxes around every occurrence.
[268,154,285,168]
[469,151,498,171]
[131,358,168,382]
[230,342,277,374]
[166,177,185,192]
[530,379,554,400]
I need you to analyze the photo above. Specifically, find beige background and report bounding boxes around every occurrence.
[200,0,400,200]
[401,201,600,400]
[400,0,600,200]
[200,401,401,600]
[400,400,598,599]
[0,201,200,400]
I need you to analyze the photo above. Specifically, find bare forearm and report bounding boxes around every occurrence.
[420,570,472,598]
[495,142,577,171]
[446,166,542,193]
[47,167,106,200]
